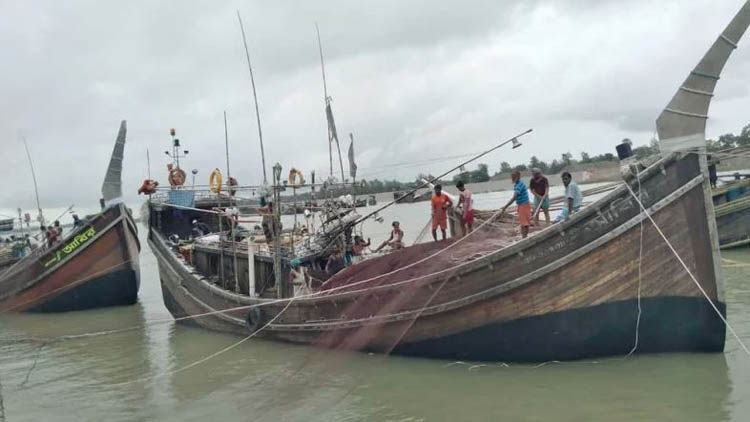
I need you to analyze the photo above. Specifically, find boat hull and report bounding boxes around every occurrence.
[0,204,140,313]
[393,296,725,361]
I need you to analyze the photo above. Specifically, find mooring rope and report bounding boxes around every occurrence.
[627,168,644,357]
[624,183,750,358]
[110,296,296,387]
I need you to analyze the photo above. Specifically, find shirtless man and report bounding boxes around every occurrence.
[375,221,404,252]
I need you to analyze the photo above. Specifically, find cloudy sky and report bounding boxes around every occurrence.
[1,0,750,211]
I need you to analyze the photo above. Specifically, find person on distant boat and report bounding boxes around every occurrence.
[47,225,58,247]
[191,219,211,238]
[352,235,371,262]
[529,168,550,225]
[53,220,62,237]
[72,214,84,229]
[325,247,346,275]
[500,170,532,239]
[290,258,312,296]
[555,172,582,222]
[375,221,404,251]
[431,184,453,241]
[456,181,474,235]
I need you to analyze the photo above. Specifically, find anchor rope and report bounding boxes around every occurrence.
[627,168,644,356]
[109,296,296,387]
[624,183,750,358]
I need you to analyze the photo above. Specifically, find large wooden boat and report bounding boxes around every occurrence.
[0,121,140,312]
[149,2,749,362]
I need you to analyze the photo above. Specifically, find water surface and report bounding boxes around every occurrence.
[1,190,749,421]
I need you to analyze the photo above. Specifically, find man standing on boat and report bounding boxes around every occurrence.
[455,181,474,235]
[555,171,582,222]
[431,184,453,241]
[500,170,531,238]
[529,168,550,225]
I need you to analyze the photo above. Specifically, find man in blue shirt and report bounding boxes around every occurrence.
[555,171,582,222]
[500,170,532,238]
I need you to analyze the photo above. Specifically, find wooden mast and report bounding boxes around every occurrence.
[22,138,45,229]
[237,10,268,185]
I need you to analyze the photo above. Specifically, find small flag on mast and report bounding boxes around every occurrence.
[348,133,357,179]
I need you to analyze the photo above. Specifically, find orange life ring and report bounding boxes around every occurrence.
[209,169,223,194]
[137,179,159,195]
[168,168,186,187]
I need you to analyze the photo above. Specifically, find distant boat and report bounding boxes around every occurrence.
[0,121,140,312]
[147,2,748,362]
[713,177,750,249]
[393,189,431,204]
[0,218,13,232]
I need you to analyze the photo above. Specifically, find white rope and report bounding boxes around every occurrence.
[624,183,750,358]
[626,169,644,356]
[110,296,296,386]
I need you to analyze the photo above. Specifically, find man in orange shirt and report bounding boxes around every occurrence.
[431,184,453,242]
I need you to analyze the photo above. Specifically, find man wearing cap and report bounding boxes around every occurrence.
[529,168,550,225]
[431,184,453,241]
[500,170,532,238]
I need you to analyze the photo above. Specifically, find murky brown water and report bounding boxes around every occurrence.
[2,190,749,421]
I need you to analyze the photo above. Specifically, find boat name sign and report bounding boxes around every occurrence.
[44,226,97,267]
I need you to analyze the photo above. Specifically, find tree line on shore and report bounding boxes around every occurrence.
[343,123,750,195]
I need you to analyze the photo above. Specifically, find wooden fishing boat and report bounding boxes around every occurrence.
[0,121,140,312]
[713,178,750,248]
[149,3,749,362]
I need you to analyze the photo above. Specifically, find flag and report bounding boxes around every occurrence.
[348,134,357,179]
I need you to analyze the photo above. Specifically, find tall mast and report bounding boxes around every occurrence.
[224,110,232,184]
[23,138,44,228]
[237,10,268,184]
[316,23,346,182]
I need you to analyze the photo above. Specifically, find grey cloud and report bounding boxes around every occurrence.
[1,0,750,214]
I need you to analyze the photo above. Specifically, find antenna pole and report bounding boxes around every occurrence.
[146,148,151,179]
[237,10,268,184]
[23,138,45,228]
[224,110,232,183]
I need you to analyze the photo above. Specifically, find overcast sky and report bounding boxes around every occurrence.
[1,0,750,211]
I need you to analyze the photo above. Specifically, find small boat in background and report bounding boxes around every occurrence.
[713,177,750,249]
[0,121,140,312]
[0,218,14,232]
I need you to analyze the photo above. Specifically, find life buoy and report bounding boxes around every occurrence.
[227,177,238,197]
[209,169,223,194]
[288,168,305,186]
[245,307,265,333]
[168,168,186,187]
[137,179,160,195]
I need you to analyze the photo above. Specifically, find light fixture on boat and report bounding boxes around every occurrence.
[511,138,522,149]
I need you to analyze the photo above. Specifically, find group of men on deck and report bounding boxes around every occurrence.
[430,168,582,241]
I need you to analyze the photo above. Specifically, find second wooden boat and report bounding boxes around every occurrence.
[0,121,140,312]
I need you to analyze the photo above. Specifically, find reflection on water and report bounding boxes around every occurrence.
[1,191,750,421]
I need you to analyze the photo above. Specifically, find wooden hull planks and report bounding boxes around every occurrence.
[0,204,141,313]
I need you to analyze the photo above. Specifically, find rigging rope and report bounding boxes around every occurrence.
[624,183,750,358]
[626,168,644,357]
[111,297,296,387]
